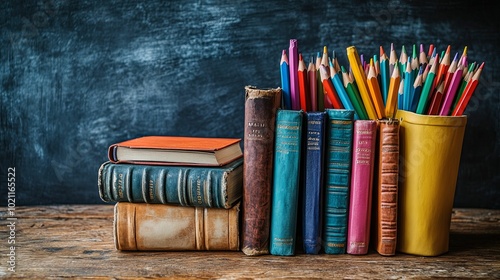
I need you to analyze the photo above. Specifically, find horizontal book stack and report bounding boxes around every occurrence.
[97,135,244,251]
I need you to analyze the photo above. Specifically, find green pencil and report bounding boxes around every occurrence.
[342,66,368,120]
[416,54,439,114]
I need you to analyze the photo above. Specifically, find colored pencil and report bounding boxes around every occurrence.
[385,61,401,118]
[316,51,325,111]
[298,53,309,112]
[433,45,451,90]
[346,46,378,119]
[342,66,368,120]
[379,46,390,105]
[411,44,419,77]
[366,59,386,118]
[427,79,445,115]
[308,56,318,111]
[453,62,476,110]
[439,59,464,116]
[403,61,413,111]
[319,64,343,109]
[410,66,424,112]
[416,53,439,114]
[427,44,435,60]
[329,60,356,117]
[443,52,459,93]
[419,44,428,66]
[452,62,484,116]
[280,49,292,110]
[399,45,408,77]
[389,43,398,76]
[289,39,300,110]
[397,79,404,110]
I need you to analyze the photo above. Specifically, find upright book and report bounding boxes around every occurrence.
[108,136,242,166]
[97,158,243,209]
[269,109,303,256]
[347,120,377,255]
[301,111,327,254]
[372,119,400,256]
[114,202,240,251]
[242,86,281,256]
[322,109,355,254]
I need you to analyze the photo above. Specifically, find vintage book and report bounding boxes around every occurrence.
[347,120,377,255]
[242,86,282,256]
[269,109,303,256]
[322,109,355,254]
[301,111,327,254]
[113,202,240,251]
[108,136,243,166]
[372,119,400,256]
[97,158,243,209]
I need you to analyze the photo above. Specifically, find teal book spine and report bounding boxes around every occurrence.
[97,158,243,209]
[323,109,355,254]
[270,109,303,256]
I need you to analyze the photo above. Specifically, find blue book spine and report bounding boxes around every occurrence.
[302,111,327,254]
[323,109,355,254]
[270,109,303,256]
[97,158,243,209]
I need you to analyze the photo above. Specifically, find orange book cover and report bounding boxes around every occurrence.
[108,136,242,166]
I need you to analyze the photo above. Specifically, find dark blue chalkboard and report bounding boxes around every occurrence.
[1,0,499,208]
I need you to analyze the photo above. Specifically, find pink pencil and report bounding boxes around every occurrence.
[288,39,300,110]
[439,57,465,116]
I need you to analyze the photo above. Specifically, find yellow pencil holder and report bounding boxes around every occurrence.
[395,110,467,256]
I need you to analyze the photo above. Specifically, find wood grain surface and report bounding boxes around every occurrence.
[0,205,499,279]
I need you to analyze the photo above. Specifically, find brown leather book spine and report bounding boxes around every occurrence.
[114,202,240,251]
[242,86,282,256]
[374,119,400,256]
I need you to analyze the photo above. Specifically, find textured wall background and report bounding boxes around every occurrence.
[1,0,498,207]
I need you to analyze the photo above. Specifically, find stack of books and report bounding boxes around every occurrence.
[97,135,244,251]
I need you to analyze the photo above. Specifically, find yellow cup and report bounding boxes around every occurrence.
[396,110,467,256]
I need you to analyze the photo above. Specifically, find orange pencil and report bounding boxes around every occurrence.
[298,53,310,112]
[434,45,451,89]
[366,59,386,118]
[452,62,484,116]
[319,64,343,109]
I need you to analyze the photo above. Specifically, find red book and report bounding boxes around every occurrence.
[347,120,377,255]
[108,136,242,166]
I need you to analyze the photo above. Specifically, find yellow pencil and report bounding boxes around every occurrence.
[366,59,386,119]
[346,46,378,119]
[385,62,401,118]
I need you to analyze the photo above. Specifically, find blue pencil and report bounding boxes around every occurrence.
[379,46,390,105]
[410,66,424,112]
[403,61,413,110]
[329,60,357,119]
[280,49,292,109]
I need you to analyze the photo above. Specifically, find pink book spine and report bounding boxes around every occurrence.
[347,120,378,255]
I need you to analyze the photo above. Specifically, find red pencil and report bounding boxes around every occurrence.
[308,57,318,111]
[298,53,310,112]
[319,65,343,109]
[452,62,484,116]
[427,79,445,115]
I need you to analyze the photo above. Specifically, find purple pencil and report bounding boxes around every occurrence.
[288,39,300,110]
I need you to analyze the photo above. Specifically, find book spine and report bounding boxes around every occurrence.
[97,158,243,209]
[374,119,400,256]
[347,120,378,255]
[302,111,327,254]
[270,109,303,256]
[322,109,355,254]
[242,86,282,256]
[114,202,240,251]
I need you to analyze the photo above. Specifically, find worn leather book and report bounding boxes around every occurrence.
[114,202,240,251]
[108,136,242,166]
[347,120,377,255]
[322,109,355,254]
[242,86,281,256]
[301,111,327,254]
[97,158,243,209]
[269,109,303,256]
[372,119,400,256]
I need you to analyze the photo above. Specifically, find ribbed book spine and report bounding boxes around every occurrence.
[347,120,377,255]
[114,202,240,251]
[302,111,327,254]
[373,119,400,256]
[242,86,282,256]
[322,109,355,254]
[97,158,243,209]
[270,109,303,256]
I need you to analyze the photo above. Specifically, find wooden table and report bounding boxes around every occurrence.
[1,205,499,279]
